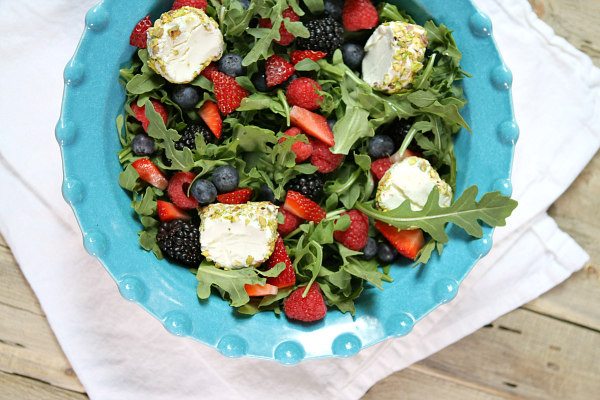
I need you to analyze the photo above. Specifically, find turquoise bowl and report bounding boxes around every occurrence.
[57,0,517,363]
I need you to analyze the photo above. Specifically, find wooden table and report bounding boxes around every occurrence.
[1,1,599,398]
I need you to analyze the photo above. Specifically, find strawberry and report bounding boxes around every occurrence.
[172,0,208,10]
[201,63,219,81]
[168,172,198,210]
[217,188,253,204]
[198,101,222,139]
[290,50,327,65]
[310,139,344,173]
[374,221,425,261]
[259,8,299,46]
[333,210,369,251]
[278,208,302,236]
[129,16,152,48]
[131,158,168,190]
[265,237,296,288]
[342,0,379,32]
[212,71,249,115]
[157,200,190,222]
[286,78,323,111]
[283,191,326,222]
[265,55,295,88]
[279,127,313,163]
[371,157,393,181]
[131,99,168,132]
[283,284,327,322]
[245,283,278,297]
[289,106,335,147]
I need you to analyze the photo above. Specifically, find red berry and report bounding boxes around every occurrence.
[290,50,327,65]
[374,221,425,261]
[259,8,299,46]
[277,208,302,236]
[265,55,295,88]
[245,283,278,297]
[157,200,190,222]
[198,101,222,139]
[333,210,370,251]
[168,172,198,210]
[216,188,253,204]
[310,139,344,173]
[131,158,168,190]
[265,237,296,288]
[289,106,335,147]
[201,63,219,81]
[131,99,168,132]
[371,157,393,181]
[283,191,326,222]
[342,0,379,32]
[279,127,313,163]
[212,71,249,115]
[130,16,153,48]
[171,0,208,10]
[286,78,323,111]
[283,284,327,322]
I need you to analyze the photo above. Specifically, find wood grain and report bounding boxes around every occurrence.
[0,372,86,400]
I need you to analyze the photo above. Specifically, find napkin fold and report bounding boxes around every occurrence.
[0,0,598,399]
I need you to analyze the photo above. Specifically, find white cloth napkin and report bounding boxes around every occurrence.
[1,0,599,399]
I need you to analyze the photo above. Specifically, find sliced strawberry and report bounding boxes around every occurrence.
[283,284,327,322]
[172,0,208,10]
[342,0,379,32]
[167,172,198,210]
[265,55,295,88]
[290,50,327,65]
[310,138,344,173]
[201,63,219,81]
[212,71,249,115]
[279,127,313,163]
[374,221,425,261]
[198,101,222,139]
[217,188,253,204]
[265,236,296,288]
[333,210,369,251]
[157,200,190,222]
[371,157,393,181]
[289,106,335,147]
[131,99,168,132]
[283,190,326,222]
[278,208,302,236]
[259,8,299,46]
[245,283,278,297]
[131,158,168,190]
[129,16,152,48]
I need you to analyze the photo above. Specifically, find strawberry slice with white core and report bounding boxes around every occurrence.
[290,106,335,147]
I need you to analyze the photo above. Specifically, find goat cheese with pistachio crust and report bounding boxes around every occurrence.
[147,7,224,84]
[199,202,279,269]
[376,156,452,211]
[362,21,428,93]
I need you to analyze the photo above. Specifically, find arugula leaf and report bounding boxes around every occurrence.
[132,187,157,216]
[302,0,324,13]
[242,16,282,66]
[331,106,374,155]
[119,164,140,192]
[196,263,265,307]
[356,186,518,243]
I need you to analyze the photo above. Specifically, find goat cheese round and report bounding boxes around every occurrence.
[147,7,224,84]
[199,202,279,269]
[376,156,452,211]
[362,21,428,94]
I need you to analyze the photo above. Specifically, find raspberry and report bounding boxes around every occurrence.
[172,0,208,10]
[333,210,369,251]
[279,127,313,163]
[286,77,323,111]
[342,0,379,32]
[283,284,327,322]
[259,8,299,46]
[371,157,393,180]
[278,208,302,236]
[310,139,344,173]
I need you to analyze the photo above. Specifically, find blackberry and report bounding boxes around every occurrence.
[156,220,202,267]
[175,123,213,150]
[296,17,343,54]
[286,174,323,201]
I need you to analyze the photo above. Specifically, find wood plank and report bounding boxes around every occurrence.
[0,371,86,400]
[0,242,45,315]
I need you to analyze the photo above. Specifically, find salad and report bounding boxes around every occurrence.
[117,0,517,323]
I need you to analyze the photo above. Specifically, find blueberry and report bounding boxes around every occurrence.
[211,165,239,193]
[324,0,343,21]
[131,134,156,156]
[342,43,365,71]
[327,119,336,131]
[218,53,245,77]
[368,135,396,158]
[190,179,217,205]
[257,183,276,203]
[377,242,398,264]
[171,85,200,110]
[239,0,250,9]
[362,238,378,260]
[252,72,268,92]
